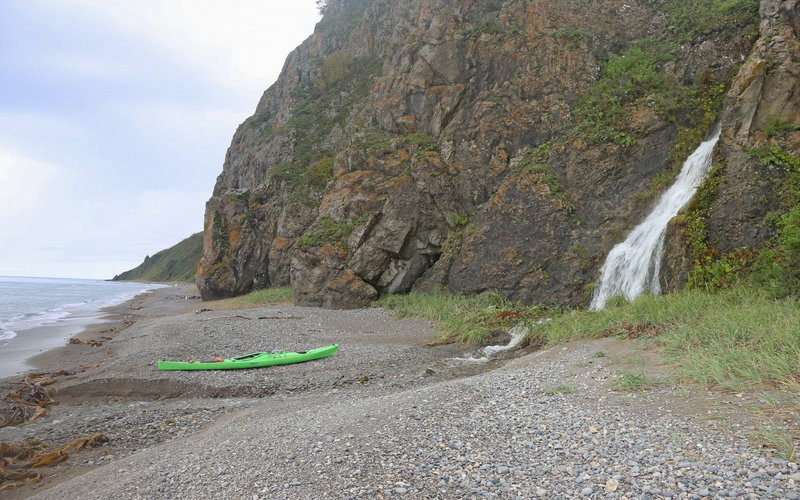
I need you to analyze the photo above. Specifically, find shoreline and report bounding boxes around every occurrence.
[1,287,797,499]
[23,284,199,377]
[0,284,182,380]
[0,285,485,496]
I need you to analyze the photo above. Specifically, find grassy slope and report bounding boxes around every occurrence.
[112,232,202,283]
[379,288,800,390]
[529,289,800,390]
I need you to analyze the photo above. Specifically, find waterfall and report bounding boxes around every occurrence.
[589,127,721,310]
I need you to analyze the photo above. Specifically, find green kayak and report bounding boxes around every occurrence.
[157,344,339,371]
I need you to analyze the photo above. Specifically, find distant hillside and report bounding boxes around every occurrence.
[112,232,202,283]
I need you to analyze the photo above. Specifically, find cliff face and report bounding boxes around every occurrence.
[661,0,800,291]
[197,0,796,308]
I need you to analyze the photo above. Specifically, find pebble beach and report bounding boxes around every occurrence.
[1,285,798,499]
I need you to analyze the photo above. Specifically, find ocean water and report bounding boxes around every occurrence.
[0,276,165,350]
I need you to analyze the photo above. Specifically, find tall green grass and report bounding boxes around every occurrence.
[527,288,800,389]
[377,290,546,343]
[378,287,800,388]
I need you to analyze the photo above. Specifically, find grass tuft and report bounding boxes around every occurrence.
[544,383,576,395]
[377,290,547,343]
[527,288,800,388]
[753,425,798,461]
[614,370,653,391]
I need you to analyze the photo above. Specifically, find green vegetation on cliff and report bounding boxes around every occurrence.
[112,232,202,283]
[644,0,760,39]
[296,215,367,248]
[686,118,800,297]
[269,53,383,201]
[574,0,758,147]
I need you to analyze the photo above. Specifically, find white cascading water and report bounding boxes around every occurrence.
[590,127,721,310]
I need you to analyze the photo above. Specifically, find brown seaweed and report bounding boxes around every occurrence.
[0,434,108,490]
[1,371,69,428]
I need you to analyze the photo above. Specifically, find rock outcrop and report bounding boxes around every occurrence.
[197,0,795,308]
[661,0,800,288]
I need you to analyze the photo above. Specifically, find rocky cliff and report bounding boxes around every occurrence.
[197,0,798,308]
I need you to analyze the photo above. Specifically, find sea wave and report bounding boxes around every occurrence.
[0,325,16,342]
[0,280,164,340]
[3,303,88,332]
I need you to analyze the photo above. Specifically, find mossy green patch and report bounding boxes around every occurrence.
[296,215,367,248]
[397,132,438,152]
[211,211,230,256]
[448,213,469,227]
[643,0,759,40]
[549,26,588,47]
[765,115,800,138]
[354,129,393,153]
[458,21,525,38]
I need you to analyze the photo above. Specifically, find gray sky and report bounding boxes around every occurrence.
[0,0,320,279]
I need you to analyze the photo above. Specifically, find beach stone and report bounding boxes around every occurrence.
[3,286,797,500]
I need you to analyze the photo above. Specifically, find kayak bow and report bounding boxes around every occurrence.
[157,344,339,371]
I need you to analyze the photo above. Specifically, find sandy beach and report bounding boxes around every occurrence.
[1,287,798,499]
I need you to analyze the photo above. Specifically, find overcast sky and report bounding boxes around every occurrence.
[0,0,320,279]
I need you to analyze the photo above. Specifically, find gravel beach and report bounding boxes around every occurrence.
[1,286,798,499]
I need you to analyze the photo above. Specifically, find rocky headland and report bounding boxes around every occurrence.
[196,0,799,310]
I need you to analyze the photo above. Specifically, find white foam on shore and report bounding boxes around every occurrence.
[2,302,87,334]
[1,282,165,337]
[0,279,168,377]
[0,325,15,342]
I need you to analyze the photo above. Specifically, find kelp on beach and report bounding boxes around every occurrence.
[0,434,108,491]
[0,371,109,491]
[0,371,69,428]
